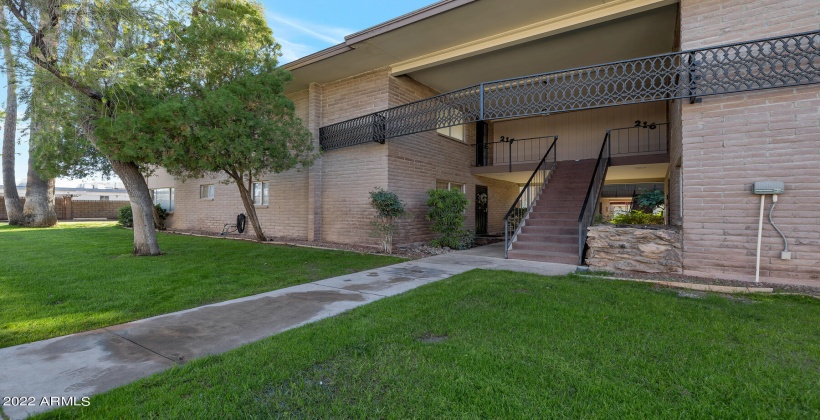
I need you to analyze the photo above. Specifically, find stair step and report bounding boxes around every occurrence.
[519,225,576,235]
[524,218,577,227]
[516,233,578,244]
[512,242,577,253]
[507,249,578,265]
[527,212,578,220]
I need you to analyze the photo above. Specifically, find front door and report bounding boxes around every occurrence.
[475,185,488,235]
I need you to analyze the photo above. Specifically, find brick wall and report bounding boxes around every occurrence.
[318,69,391,245]
[679,0,820,286]
[386,75,520,245]
[667,99,683,226]
[166,170,309,239]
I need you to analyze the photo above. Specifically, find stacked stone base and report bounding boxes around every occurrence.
[586,225,682,274]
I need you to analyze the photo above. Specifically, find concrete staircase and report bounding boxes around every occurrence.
[507,159,597,265]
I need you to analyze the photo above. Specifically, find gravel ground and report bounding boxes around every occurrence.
[163,229,453,259]
[589,270,820,297]
[164,229,818,297]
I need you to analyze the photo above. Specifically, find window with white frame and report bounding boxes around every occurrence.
[437,124,465,141]
[200,184,214,199]
[99,196,109,201]
[252,181,269,206]
[436,107,466,142]
[151,188,175,211]
[436,181,465,192]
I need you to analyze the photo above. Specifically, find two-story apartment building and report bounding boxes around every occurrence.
[149,0,819,287]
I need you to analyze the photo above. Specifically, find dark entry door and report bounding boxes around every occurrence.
[475,185,488,235]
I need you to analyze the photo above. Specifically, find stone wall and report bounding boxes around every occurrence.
[586,225,682,274]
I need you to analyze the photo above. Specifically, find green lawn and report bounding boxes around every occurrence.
[0,222,403,348]
[41,270,820,419]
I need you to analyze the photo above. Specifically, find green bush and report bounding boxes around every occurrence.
[611,210,664,225]
[426,188,471,249]
[635,188,665,209]
[368,188,409,254]
[117,205,169,230]
[117,206,133,228]
[154,205,169,230]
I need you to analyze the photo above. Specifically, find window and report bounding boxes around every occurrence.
[252,182,269,206]
[99,196,109,201]
[436,181,465,192]
[436,107,466,141]
[437,124,465,141]
[151,188,175,211]
[200,184,214,199]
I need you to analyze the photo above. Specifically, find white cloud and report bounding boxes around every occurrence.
[277,38,317,64]
[267,12,351,45]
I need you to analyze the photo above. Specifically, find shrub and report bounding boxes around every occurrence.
[426,188,471,249]
[635,189,665,213]
[117,206,133,228]
[369,188,409,254]
[117,204,169,230]
[611,210,664,225]
[154,205,169,230]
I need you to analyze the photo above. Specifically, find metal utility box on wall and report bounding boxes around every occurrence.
[753,181,785,195]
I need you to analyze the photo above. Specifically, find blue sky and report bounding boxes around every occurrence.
[1,0,433,186]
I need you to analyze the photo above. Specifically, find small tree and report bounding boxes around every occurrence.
[369,187,408,254]
[635,188,665,213]
[94,0,316,242]
[426,188,470,249]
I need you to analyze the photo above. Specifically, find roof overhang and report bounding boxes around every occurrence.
[282,0,680,94]
[390,0,678,75]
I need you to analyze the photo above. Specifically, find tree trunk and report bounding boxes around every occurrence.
[21,158,57,227]
[1,7,23,224]
[111,160,162,255]
[21,72,57,227]
[230,174,266,241]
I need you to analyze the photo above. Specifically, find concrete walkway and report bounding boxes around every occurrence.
[0,249,575,419]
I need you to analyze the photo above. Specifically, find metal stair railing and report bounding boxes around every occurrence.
[577,131,612,265]
[503,136,558,258]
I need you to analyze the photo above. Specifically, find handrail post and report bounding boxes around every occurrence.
[479,82,485,121]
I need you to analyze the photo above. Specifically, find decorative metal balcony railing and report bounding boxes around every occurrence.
[319,31,819,150]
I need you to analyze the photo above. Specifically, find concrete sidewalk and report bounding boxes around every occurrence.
[0,249,575,419]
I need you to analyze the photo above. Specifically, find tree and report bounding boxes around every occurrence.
[3,0,183,254]
[94,0,315,242]
[0,5,23,224]
[369,187,409,254]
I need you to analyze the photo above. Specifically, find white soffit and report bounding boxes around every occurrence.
[390,0,678,75]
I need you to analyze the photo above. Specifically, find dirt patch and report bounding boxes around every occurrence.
[418,333,448,344]
[610,271,820,297]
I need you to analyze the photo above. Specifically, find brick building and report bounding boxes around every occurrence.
[148,0,819,287]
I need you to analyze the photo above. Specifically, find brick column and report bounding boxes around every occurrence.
[307,82,323,241]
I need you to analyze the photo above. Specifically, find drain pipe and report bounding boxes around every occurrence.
[752,181,785,283]
[754,194,765,283]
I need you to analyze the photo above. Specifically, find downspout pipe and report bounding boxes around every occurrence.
[755,194,765,283]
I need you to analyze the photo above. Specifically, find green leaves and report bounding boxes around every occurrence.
[92,0,316,180]
[426,189,471,249]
